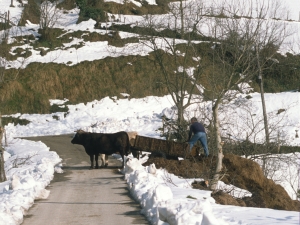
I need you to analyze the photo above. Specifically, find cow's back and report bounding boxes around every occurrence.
[72,131,130,156]
[100,131,130,155]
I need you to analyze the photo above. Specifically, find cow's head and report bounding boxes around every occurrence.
[71,131,84,145]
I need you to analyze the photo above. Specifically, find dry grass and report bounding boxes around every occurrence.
[0,54,169,114]
[57,0,77,10]
[19,0,40,26]
[1,37,299,114]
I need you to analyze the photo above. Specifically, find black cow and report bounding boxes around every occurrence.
[71,131,130,169]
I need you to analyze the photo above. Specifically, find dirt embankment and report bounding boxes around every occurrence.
[143,153,300,211]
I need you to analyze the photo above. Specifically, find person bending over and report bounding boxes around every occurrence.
[187,117,209,157]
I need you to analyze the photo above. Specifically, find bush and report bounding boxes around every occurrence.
[50,103,70,113]
[1,117,30,126]
[76,0,106,22]
[82,8,106,21]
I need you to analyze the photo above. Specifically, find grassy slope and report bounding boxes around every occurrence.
[0,55,169,114]
[0,0,299,115]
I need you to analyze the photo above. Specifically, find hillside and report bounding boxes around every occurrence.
[0,1,300,224]
[0,0,299,115]
[144,154,300,211]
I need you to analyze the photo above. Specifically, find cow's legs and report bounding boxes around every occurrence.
[99,154,104,167]
[89,155,94,169]
[99,154,108,167]
[104,154,108,167]
[132,149,140,159]
[95,154,99,169]
[120,153,124,168]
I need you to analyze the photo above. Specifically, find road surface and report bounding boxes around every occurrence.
[22,134,149,225]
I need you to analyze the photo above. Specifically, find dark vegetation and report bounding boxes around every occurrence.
[100,23,214,42]
[1,117,30,126]
[29,28,139,54]
[263,53,300,92]
[19,0,40,26]
[222,140,300,156]
[73,0,174,24]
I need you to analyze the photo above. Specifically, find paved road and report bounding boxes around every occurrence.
[22,134,149,225]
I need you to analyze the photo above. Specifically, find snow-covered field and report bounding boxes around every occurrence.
[1,0,300,69]
[0,0,299,224]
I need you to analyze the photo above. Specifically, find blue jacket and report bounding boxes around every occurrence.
[188,122,206,140]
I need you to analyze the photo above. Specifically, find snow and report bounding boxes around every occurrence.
[0,0,299,224]
[1,0,300,69]
[105,0,157,7]
[0,139,62,224]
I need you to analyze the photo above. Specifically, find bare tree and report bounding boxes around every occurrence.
[39,0,61,40]
[200,0,290,190]
[253,153,299,200]
[139,0,208,140]
[220,95,297,154]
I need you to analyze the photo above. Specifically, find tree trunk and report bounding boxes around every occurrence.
[177,103,183,124]
[176,102,186,141]
[180,0,184,38]
[210,101,223,191]
[259,75,269,144]
[0,115,7,182]
[256,46,269,144]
